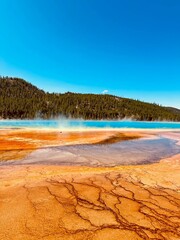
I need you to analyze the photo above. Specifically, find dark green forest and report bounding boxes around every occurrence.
[0,76,180,121]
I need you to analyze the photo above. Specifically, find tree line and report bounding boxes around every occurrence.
[0,76,180,121]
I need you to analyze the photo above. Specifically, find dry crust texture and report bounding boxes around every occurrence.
[0,129,179,240]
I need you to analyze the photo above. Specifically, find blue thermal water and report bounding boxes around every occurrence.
[1,119,180,129]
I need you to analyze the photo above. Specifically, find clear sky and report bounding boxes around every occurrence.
[0,0,180,108]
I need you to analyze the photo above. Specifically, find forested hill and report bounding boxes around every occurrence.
[0,76,180,121]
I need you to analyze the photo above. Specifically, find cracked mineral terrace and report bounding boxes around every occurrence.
[0,128,180,240]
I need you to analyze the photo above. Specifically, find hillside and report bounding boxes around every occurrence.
[0,76,180,121]
[165,107,180,115]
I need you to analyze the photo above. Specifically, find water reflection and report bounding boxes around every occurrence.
[2,137,180,166]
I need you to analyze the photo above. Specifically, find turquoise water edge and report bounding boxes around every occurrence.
[1,120,180,129]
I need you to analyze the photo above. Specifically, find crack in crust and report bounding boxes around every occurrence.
[0,166,179,240]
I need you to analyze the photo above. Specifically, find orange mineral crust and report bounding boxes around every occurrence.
[0,129,180,240]
[0,129,150,161]
[0,154,180,240]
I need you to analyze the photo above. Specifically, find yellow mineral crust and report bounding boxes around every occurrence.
[0,154,179,240]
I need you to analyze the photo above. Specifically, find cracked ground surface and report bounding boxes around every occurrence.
[0,155,180,240]
[0,129,180,240]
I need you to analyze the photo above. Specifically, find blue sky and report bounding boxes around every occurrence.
[0,0,180,108]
